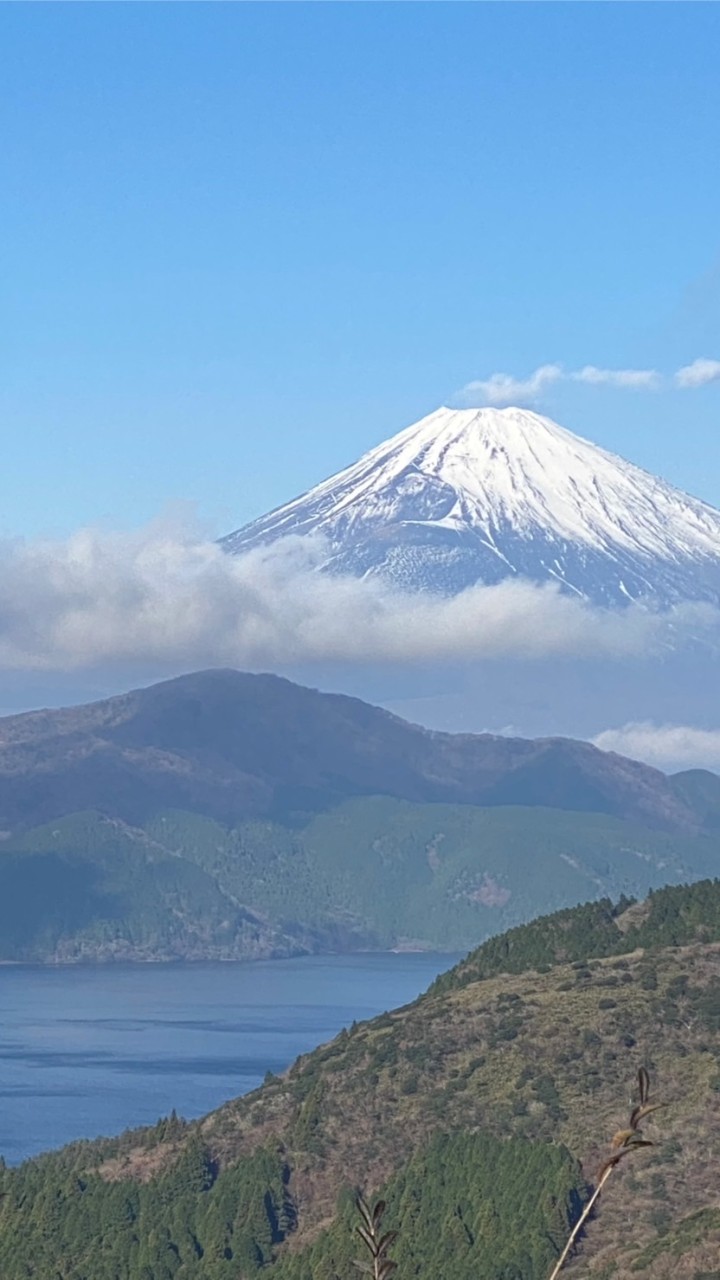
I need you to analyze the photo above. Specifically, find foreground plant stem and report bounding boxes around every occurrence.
[547,1164,614,1280]
[547,1068,663,1280]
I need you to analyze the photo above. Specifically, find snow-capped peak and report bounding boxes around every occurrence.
[222,405,720,605]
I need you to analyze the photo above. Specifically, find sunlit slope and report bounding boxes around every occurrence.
[224,406,720,605]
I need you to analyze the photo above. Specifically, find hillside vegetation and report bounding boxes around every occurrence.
[1,669,719,962]
[1,802,719,961]
[433,877,720,991]
[0,669,708,834]
[2,879,720,1278]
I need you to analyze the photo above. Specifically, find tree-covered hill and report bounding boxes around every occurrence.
[432,876,720,992]
[0,668,711,835]
[2,802,720,961]
[1,668,719,962]
[2,879,720,1278]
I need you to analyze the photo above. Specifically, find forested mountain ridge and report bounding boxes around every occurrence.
[2,880,720,1279]
[432,876,720,992]
[0,668,710,833]
[2,802,720,962]
[1,669,720,963]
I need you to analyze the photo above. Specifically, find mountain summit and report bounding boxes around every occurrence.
[222,406,720,605]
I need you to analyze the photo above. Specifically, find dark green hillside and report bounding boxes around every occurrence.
[272,1133,584,1280]
[2,801,719,961]
[0,1132,584,1280]
[0,812,294,961]
[433,877,720,993]
[156,800,720,952]
[1,881,720,1279]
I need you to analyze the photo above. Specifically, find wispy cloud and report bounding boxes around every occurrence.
[593,721,720,773]
[675,357,720,389]
[572,365,661,390]
[460,365,563,406]
[0,520,713,674]
[459,358,719,406]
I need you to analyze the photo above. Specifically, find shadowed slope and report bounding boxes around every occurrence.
[0,668,708,832]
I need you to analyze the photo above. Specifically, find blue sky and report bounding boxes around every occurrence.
[1,2,720,540]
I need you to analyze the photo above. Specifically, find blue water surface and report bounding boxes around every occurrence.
[0,952,459,1163]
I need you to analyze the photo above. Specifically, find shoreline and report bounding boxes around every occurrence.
[0,946,456,970]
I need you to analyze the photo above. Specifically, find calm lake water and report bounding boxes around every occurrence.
[0,952,459,1164]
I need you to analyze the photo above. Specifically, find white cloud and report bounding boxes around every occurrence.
[593,721,720,773]
[0,519,712,674]
[572,365,661,390]
[458,365,563,406]
[458,363,659,406]
[458,357,720,405]
[675,357,720,389]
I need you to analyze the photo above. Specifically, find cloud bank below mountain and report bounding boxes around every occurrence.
[0,519,716,674]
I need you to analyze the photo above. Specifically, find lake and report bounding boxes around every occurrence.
[0,952,459,1164]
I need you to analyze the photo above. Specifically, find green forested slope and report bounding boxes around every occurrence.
[155,801,720,951]
[272,1134,584,1280]
[1,799,719,960]
[0,1132,583,1280]
[0,812,293,961]
[2,881,720,1279]
[432,877,720,992]
[1,669,719,963]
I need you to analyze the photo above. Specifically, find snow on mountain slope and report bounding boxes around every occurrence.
[222,407,720,606]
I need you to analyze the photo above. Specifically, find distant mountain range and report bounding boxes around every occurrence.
[222,406,720,607]
[1,668,719,962]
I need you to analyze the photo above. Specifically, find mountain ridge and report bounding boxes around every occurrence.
[0,667,710,834]
[1,669,719,965]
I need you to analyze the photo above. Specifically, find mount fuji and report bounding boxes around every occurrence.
[222,406,720,608]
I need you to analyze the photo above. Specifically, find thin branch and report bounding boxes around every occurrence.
[547,1163,614,1280]
[547,1068,664,1280]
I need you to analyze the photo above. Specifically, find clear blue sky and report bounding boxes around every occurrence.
[2,2,720,539]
